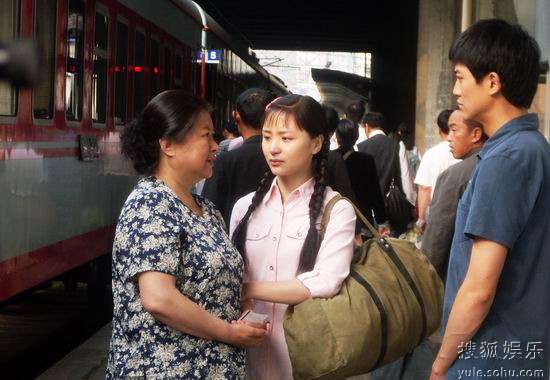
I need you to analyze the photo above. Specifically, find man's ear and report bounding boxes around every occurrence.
[159,138,175,157]
[232,110,241,124]
[472,127,484,144]
[486,72,502,96]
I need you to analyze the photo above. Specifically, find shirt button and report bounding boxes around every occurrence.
[272,236,277,242]
[255,233,259,238]
[268,265,274,271]
[297,232,302,237]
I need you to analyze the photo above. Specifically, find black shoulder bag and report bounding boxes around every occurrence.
[384,141,413,232]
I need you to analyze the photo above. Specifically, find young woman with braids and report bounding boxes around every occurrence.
[107,90,267,379]
[229,95,356,379]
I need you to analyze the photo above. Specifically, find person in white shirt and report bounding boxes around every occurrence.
[414,109,461,231]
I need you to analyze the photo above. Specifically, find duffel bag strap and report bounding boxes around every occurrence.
[319,194,381,242]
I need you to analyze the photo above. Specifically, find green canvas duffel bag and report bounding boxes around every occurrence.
[283,195,444,379]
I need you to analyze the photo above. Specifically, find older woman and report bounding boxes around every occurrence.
[107,90,267,379]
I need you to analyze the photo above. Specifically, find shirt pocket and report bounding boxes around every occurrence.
[246,223,272,241]
[286,223,310,240]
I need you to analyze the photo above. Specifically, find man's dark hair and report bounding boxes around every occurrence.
[323,105,339,135]
[362,112,386,133]
[437,109,453,135]
[449,19,541,109]
[346,101,366,123]
[235,88,274,130]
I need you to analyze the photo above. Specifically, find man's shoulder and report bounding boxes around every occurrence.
[447,153,477,175]
[438,155,476,186]
[358,134,392,149]
[221,140,262,160]
[501,129,549,159]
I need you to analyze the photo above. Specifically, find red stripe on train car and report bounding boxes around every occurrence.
[0,147,121,160]
[0,148,79,160]
[0,225,115,302]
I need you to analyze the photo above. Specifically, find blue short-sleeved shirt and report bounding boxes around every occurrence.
[443,114,550,379]
[107,177,245,379]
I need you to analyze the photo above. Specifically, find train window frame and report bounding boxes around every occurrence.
[114,16,129,128]
[64,0,86,127]
[149,34,161,100]
[132,26,146,118]
[174,49,183,89]
[0,0,20,122]
[163,43,173,91]
[32,0,56,125]
[91,4,109,129]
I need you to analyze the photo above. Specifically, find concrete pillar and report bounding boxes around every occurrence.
[461,0,473,31]
[414,0,550,148]
[414,0,460,154]
[474,0,518,22]
[536,0,550,140]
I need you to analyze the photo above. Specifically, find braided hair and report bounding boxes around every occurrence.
[231,95,330,273]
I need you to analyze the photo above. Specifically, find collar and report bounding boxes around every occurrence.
[478,113,539,160]
[243,134,262,145]
[263,177,315,207]
[368,129,386,138]
[462,146,482,160]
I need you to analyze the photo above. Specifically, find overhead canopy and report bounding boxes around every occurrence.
[195,1,417,52]
[196,0,419,129]
[311,68,372,115]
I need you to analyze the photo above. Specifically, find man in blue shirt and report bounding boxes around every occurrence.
[431,19,550,380]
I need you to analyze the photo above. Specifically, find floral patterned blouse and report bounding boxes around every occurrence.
[106,176,245,379]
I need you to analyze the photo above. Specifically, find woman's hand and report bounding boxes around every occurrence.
[227,320,269,348]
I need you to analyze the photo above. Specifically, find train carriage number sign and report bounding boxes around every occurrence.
[197,50,221,64]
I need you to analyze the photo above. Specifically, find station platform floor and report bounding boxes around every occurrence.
[36,322,373,379]
[37,323,111,380]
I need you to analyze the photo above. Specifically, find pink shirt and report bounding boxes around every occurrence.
[230,178,356,379]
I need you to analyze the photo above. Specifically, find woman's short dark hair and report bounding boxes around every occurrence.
[449,19,541,109]
[323,105,339,135]
[232,95,330,273]
[121,90,210,175]
[437,109,453,135]
[397,122,414,150]
[336,118,358,152]
[346,100,366,123]
[224,121,239,136]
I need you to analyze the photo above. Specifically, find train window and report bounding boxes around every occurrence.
[65,0,85,122]
[0,0,19,116]
[164,45,172,90]
[114,20,128,125]
[149,37,160,99]
[33,0,56,120]
[92,11,108,124]
[174,51,182,88]
[133,30,145,117]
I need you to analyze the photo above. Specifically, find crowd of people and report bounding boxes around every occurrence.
[105,19,549,380]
